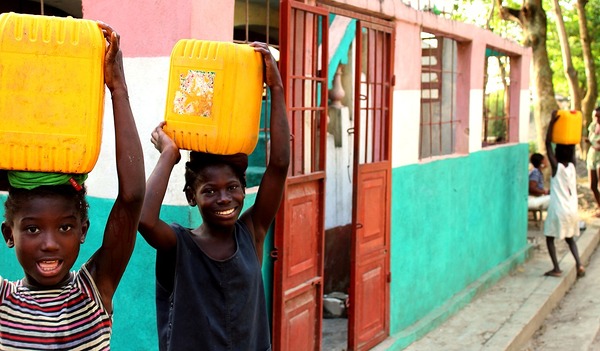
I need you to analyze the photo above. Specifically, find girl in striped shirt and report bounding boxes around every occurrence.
[0,22,145,350]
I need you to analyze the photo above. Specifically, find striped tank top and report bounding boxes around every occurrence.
[0,265,112,350]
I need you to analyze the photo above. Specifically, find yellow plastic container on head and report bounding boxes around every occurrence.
[164,39,264,155]
[552,110,582,145]
[0,12,105,174]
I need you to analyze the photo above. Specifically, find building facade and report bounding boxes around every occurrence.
[0,0,531,350]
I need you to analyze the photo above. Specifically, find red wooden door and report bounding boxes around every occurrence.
[348,21,394,351]
[272,1,328,350]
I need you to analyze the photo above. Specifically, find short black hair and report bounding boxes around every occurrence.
[530,153,544,168]
[555,144,575,164]
[4,184,89,224]
[184,152,248,191]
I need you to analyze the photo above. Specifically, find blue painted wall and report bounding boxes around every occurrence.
[0,192,264,351]
[388,144,529,335]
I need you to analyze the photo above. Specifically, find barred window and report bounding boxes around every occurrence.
[233,0,279,187]
[420,32,459,159]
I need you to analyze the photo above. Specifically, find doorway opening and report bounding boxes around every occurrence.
[322,13,356,351]
[322,14,362,351]
[323,15,394,351]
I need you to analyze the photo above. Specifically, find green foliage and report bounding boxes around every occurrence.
[440,0,600,112]
[450,0,522,40]
[588,0,600,96]
[546,0,600,100]
[486,91,506,117]
[485,91,508,140]
[448,0,599,107]
[529,140,538,154]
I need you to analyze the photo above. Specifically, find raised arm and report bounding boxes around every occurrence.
[88,22,145,312]
[137,121,181,250]
[545,110,559,176]
[240,42,290,253]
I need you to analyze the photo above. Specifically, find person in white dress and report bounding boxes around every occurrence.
[543,111,585,278]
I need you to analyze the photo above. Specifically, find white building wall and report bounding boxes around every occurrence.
[325,107,353,229]
[519,89,531,143]
[391,90,421,168]
[86,56,189,206]
[468,89,484,153]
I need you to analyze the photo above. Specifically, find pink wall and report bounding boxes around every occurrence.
[393,8,529,93]
[509,54,531,142]
[393,20,421,91]
[82,0,235,57]
[455,40,474,154]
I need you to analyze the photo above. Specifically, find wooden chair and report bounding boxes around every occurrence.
[528,206,546,229]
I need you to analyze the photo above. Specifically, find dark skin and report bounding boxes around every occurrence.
[138,42,290,267]
[543,111,584,278]
[3,195,89,290]
[1,22,145,313]
[528,156,549,196]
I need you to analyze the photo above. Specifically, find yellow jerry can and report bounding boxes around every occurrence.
[0,12,105,173]
[552,110,582,145]
[164,39,264,155]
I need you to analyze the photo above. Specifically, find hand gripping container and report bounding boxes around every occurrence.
[164,40,264,155]
[552,110,582,145]
[0,12,105,173]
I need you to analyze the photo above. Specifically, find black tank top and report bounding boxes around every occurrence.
[156,221,271,351]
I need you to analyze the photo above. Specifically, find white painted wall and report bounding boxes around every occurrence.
[325,107,353,229]
[391,90,421,168]
[468,89,484,153]
[519,89,530,143]
[86,56,189,206]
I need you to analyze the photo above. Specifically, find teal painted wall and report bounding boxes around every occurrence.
[0,144,528,348]
[0,192,266,351]
[389,144,529,333]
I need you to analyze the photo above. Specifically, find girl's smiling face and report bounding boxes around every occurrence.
[2,194,88,289]
[187,164,245,229]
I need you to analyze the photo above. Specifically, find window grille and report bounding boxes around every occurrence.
[419,32,458,159]
[233,0,280,186]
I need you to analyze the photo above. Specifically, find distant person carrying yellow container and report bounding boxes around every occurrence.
[543,110,585,278]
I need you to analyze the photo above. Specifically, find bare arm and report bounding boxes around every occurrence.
[529,179,548,196]
[240,42,290,256]
[138,121,180,250]
[88,22,145,312]
[545,110,559,177]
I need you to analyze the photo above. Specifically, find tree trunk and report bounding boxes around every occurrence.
[496,0,558,154]
[576,0,598,129]
[552,0,581,111]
